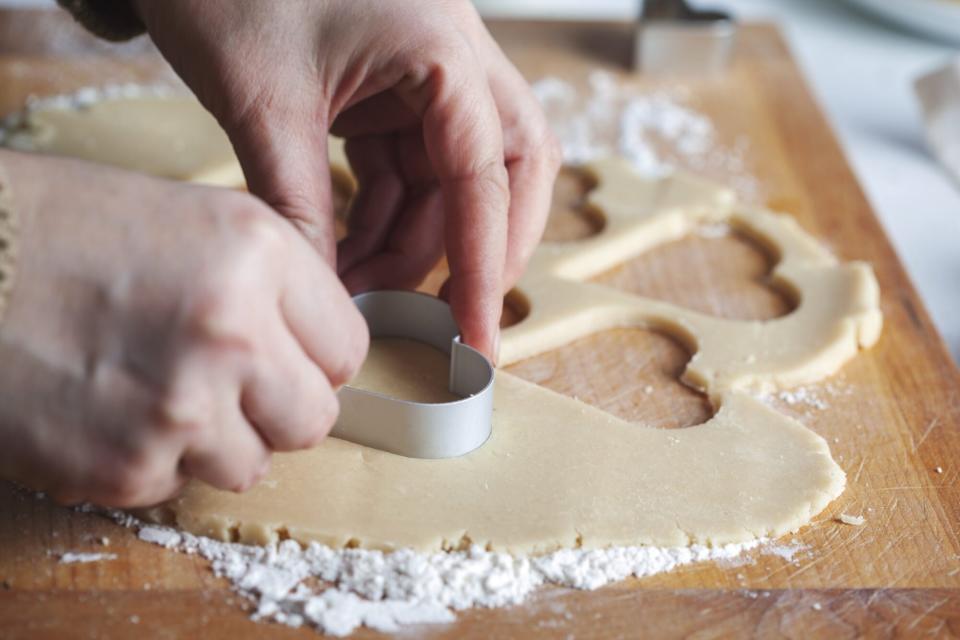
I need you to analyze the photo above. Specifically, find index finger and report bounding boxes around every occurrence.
[395,44,510,360]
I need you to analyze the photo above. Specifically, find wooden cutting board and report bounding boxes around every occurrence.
[1,10,958,639]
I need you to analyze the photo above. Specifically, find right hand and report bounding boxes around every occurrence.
[134,0,561,360]
[0,150,369,507]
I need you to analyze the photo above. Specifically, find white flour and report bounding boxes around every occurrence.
[775,386,830,410]
[532,71,758,197]
[77,504,775,637]
[758,381,853,413]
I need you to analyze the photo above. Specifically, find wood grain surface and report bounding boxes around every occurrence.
[1,10,959,639]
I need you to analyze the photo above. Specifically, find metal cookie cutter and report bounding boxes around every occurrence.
[635,0,736,74]
[331,290,495,459]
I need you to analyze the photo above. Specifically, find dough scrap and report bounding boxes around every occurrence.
[502,158,882,400]
[0,92,353,190]
[3,92,879,553]
[3,94,244,186]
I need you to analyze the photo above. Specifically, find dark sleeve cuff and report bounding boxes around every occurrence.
[57,0,146,42]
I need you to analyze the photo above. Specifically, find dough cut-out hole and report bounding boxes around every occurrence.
[542,166,605,242]
[504,328,712,429]
[500,290,530,329]
[591,227,795,321]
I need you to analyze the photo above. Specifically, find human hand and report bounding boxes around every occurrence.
[0,151,368,507]
[133,0,561,359]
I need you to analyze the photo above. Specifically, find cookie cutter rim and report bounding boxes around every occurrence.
[331,290,495,459]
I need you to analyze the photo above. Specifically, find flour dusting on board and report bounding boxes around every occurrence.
[532,71,759,197]
[57,551,118,564]
[78,504,777,637]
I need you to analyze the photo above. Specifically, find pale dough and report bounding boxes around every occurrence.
[5,93,881,553]
[349,338,456,404]
[0,93,353,190]
[3,95,244,186]
[503,159,882,402]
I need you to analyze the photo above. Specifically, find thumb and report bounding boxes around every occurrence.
[225,111,336,264]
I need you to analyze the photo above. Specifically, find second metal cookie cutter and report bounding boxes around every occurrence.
[331,290,495,459]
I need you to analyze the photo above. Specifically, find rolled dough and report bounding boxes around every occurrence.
[4,92,880,553]
[146,156,878,554]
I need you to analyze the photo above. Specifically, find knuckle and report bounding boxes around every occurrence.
[153,393,206,438]
[231,204,286,257]
[182,288,256,351]
[454,160,510,210]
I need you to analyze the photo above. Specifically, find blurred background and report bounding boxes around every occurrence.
[2,0,958,360]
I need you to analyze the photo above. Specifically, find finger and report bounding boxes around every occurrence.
[179,401,271,493]
[336,135,405,275]
[395,40,510,358]
[240,310,340,451]
[480,36,561,286]
[79,438,188,508]
[170,354,270,493]
[225,107,337,264]
[96,468,187,509]
[340,186,445,293]
[280,233,369,389]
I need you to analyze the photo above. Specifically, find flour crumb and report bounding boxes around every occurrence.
[760,540,808,563]
[812,602,822,611]
[935,466,944,474]
[531,72,758,198]
[776,386,829,410]
[59,551,118,564]
[644,385,654,394]
[138,526,182,548]
[130,615,140,624]
[838,513,865,526]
